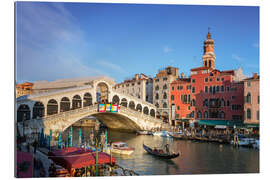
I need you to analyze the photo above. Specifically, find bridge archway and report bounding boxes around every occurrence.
[47,99,58,115]
[83,93,92,107]
[60,97,70,112]
[96,82,109,103]
[120,98,128,107]
[112,95,120,105]
[128,101,135,110]
[150,109,155,117]
[136,104,142,112]
[17,104,31,122]
[143,106,149,115]
[72,95,82,109]
[33,101,44,118]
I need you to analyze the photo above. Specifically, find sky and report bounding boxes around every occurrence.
[15,2,259,83]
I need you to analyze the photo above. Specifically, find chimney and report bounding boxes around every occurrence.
[135,74,139,80]
[181,72,184,78]
[253,73,258,79]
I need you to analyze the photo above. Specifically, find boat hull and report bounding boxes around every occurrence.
[143,144,179,159]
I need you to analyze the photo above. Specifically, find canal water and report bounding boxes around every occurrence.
[64,127,259,175]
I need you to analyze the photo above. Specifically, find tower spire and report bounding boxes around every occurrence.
[202,29,216,69]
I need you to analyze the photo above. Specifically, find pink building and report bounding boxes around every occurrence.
[243,73,260,125]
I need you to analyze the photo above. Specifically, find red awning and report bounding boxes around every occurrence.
[49,147,116,172]
[16,151,33,178]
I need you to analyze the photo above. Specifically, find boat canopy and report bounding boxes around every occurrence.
[198,120,243,128]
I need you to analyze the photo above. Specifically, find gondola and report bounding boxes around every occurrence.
[143,144,180,159]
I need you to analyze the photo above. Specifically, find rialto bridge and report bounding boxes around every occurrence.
[16,77,166,137]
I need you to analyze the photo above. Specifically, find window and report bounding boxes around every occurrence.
[221,85,224,92]
[188,95,191,103]
[177,106,180,110]
[204,111,208,118]
[216,78,220,82]
[220,111,225,119]
[155,79,159,82]
[197,111,202,118]
[122,85,124,87]
[246,93,251,103]
[205,78,208,82]
[163,92,167,99]
[247,108,251,119]
[247,82,251,87]
[192,79,196,83]
[216,86,220,92]
[221,78,224,81]
[232,96,235,100]
[171,95,174,101]
[176,114,179,118]
[191,99,196,106]
[192,87,195,93]
[172,86,174,91]
[188,106,191,110]
[155,85,159,91]
[184,95,187,103]
[221,99,225,107]
[258,96,260,104]
[209,86,212,93]
[155,103,159,108]
[210,78,212,82]
[155,93,159,100]
[180,86,183,90]
[226,86,230,92]
[137,82,141,85]
[163,84,167,90]
[163,77,167,81]
[163,103,168,108]
[204,99,209,107]
[187,85,191,90]
[132,83,134,86]
[257,111,259,120]
[227,100,230,106]
[177,86,180,90]
[205,86,208,93]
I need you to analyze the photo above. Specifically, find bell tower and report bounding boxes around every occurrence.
[202,28,216,69]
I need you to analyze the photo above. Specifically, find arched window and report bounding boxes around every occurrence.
[47,99,58,115]
[83,93,92,107]
[163,103,168,108]
[247,108,251,119]
[155,93,159,100]
[171,95,174,101]
[191,99,196,106]
[220,111,225,119]
[17,104,31,122]
[150,109,155,117]
[221,99,225,107]
[197,111,202,118]
[112,95,120,104]
[163,84,167,90]
[155,85,159,91]
[72,95,82,109]
[163,92,167,99]
[60,97,70,112]
[204,111,208,118]
[203,99,208,107]
[120,98,128,107]
[227,100,230,106]
[246,93,251,103]
[33,101,44,118]
[155,103,159,108]
[128,101,135,110]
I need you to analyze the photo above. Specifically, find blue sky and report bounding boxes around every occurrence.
[16,2,259,83]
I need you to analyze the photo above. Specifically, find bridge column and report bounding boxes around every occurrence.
[44,102,48,117]
[58,102,61,114]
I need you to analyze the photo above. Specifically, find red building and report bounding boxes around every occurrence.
[170,31,245,127]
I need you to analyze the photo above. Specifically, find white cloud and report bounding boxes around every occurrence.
[163,45,173,53]
[252,43,259,48]
[232,54,244,62]
[97,61,127,74]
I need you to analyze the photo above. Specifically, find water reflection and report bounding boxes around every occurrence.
[64,127,259,175]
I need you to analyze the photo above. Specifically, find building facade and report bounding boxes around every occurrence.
[16,82,34,97]
[170,31,247,127]
[114,73,153,103]
[243,73,260,125]
[170,74,192,126]
[153,66,179,124]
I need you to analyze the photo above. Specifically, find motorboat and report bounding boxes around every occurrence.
[153,131,170,137]
[252,139,259,149]
[110,142,135,155]
[136,130,153,135]
[143,144,179,159]
[230,138,256,147]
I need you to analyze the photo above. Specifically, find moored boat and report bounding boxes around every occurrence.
[153,131,170,137]
[111,142,135,155]
[136,130,153,135]
[143,144,180,159]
